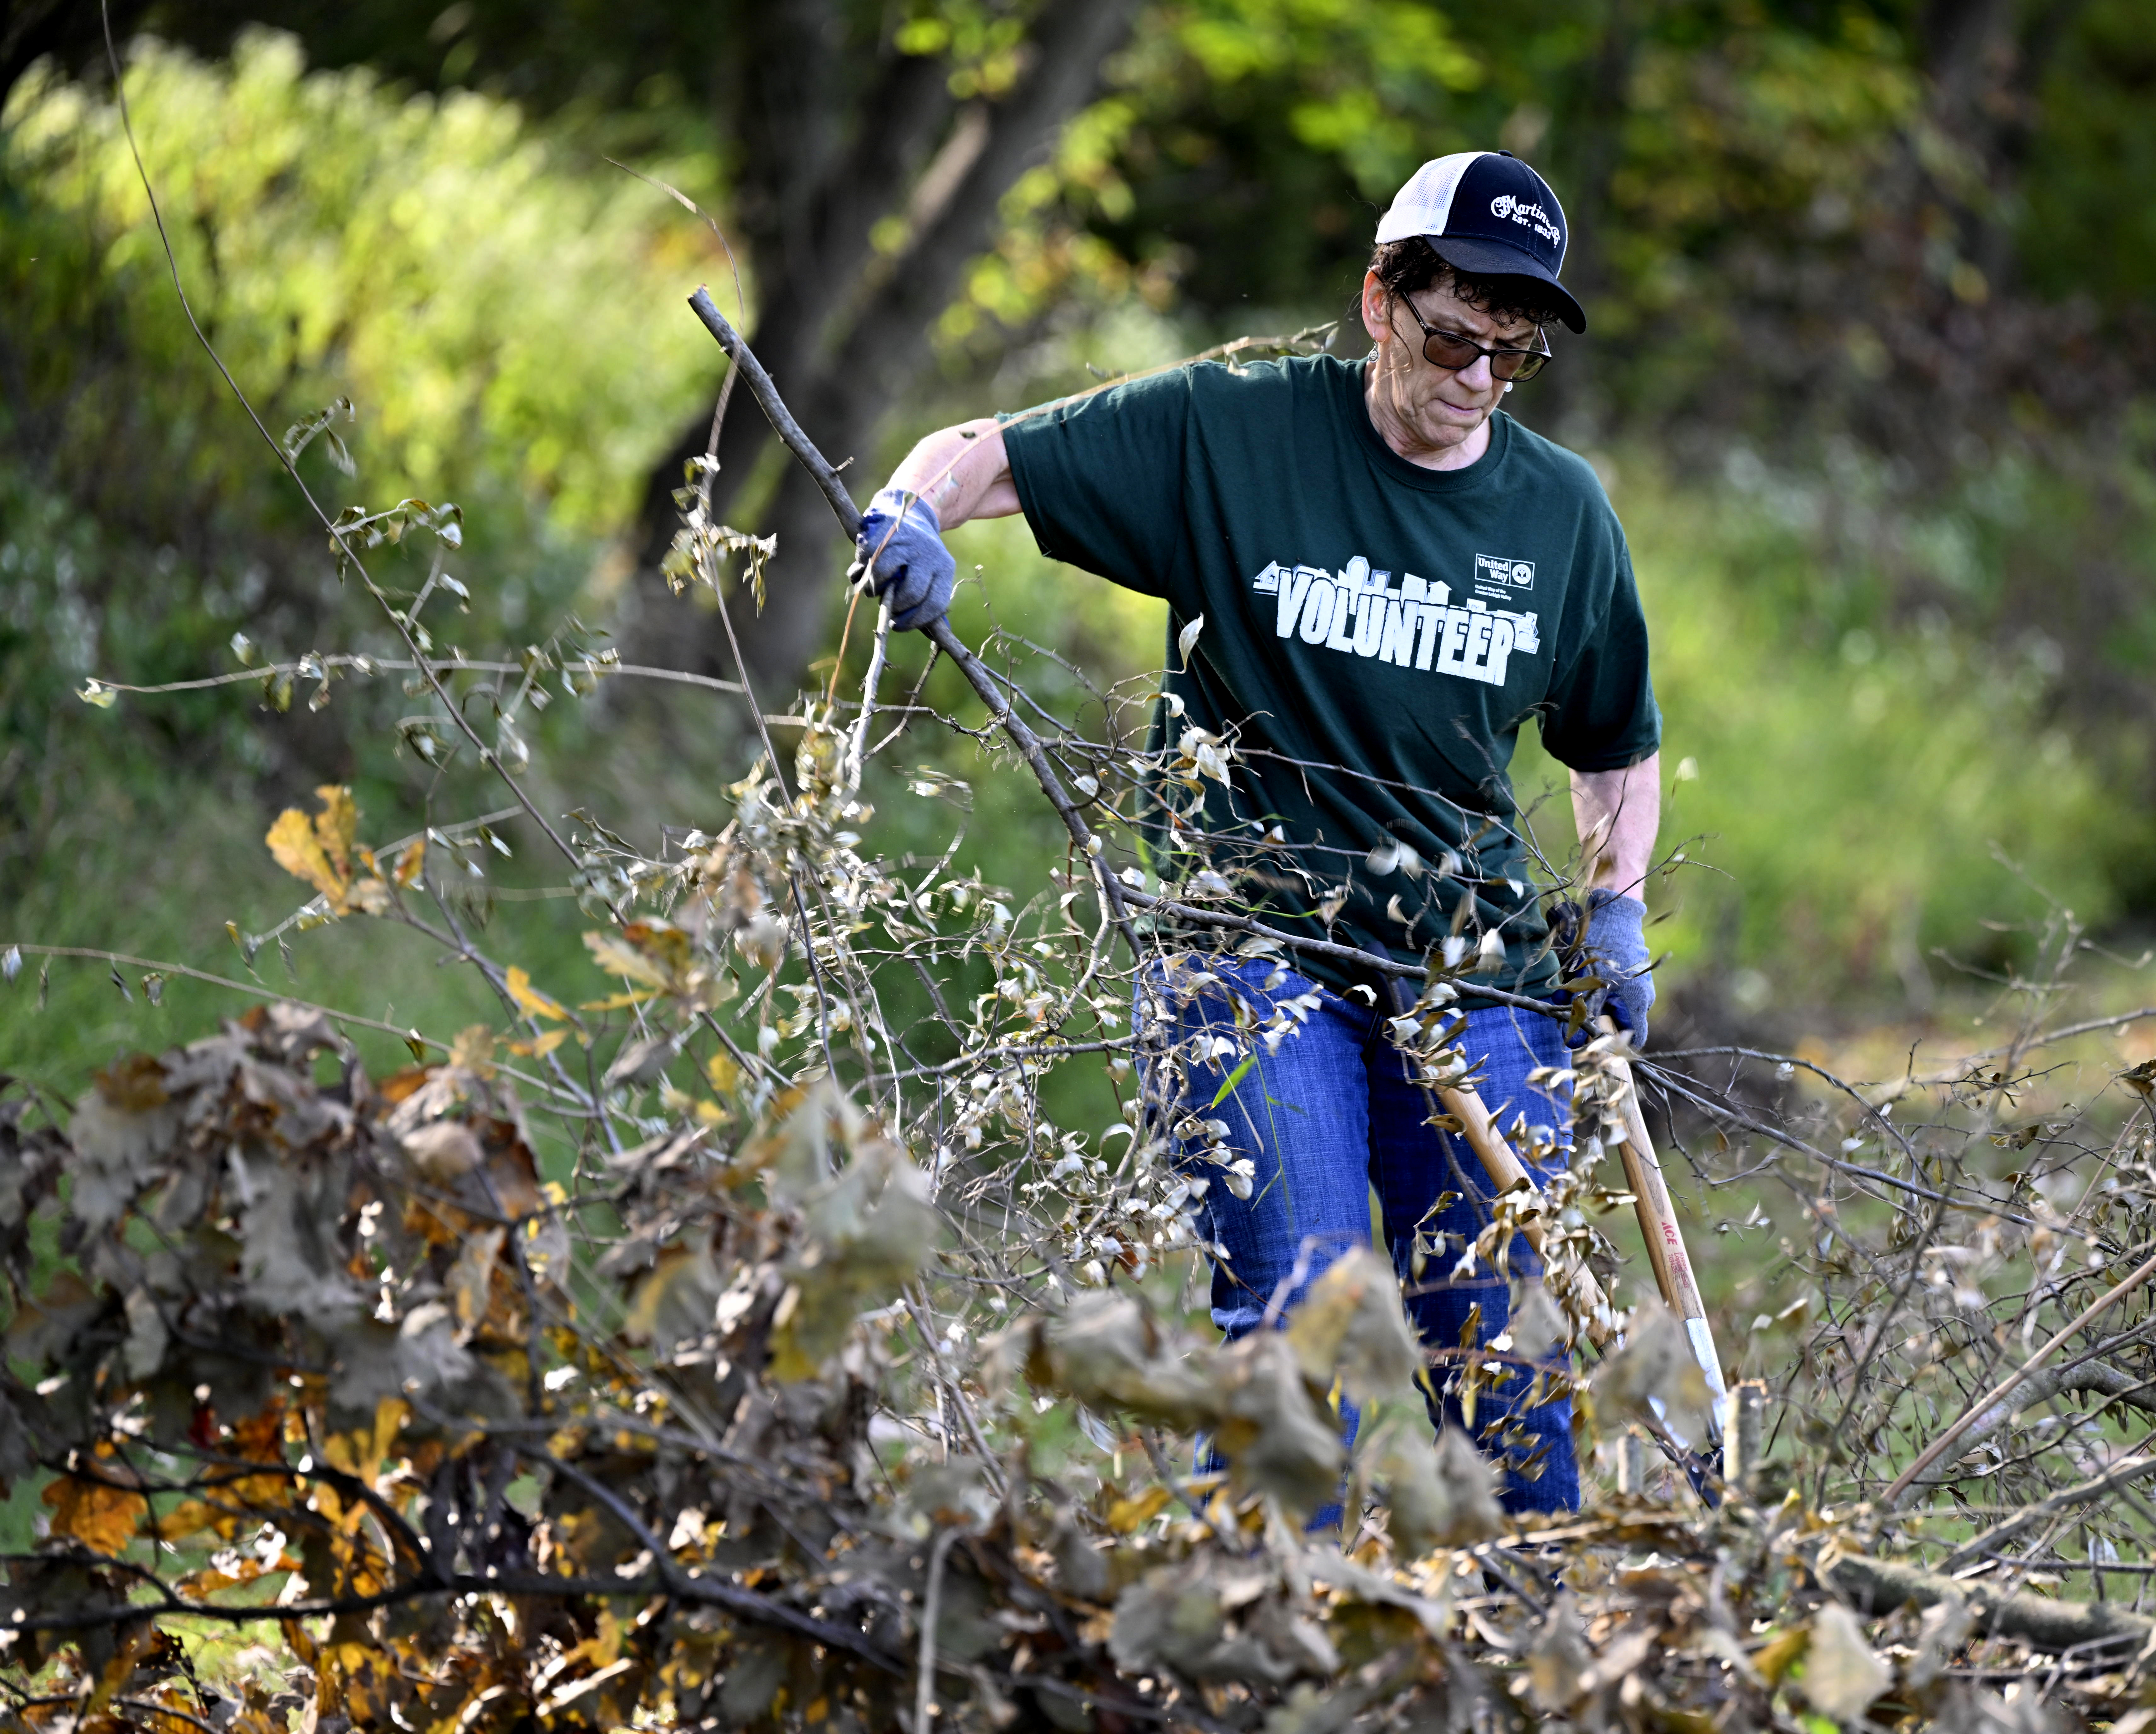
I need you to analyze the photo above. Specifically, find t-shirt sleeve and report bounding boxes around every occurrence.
[1537,539,1662,771]
[998,370,1194,600]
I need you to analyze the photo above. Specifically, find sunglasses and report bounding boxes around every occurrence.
[1392,295,1552,381]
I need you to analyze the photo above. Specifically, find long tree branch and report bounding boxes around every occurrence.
[1939,1448,2156,1572]
[1893,1349,2156,1497]
[684,289,1144,953]
[1882,1248,2156,1508]
[1833,1551,2151,1653]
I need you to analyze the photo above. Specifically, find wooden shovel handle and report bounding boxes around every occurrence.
[1600,1026,1729,1407]
[1438,1081,1616,1349]
[1363,948,1613,1349]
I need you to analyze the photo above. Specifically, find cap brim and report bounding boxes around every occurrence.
[1425,235,1587,333]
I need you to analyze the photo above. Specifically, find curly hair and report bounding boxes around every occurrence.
[1365,236,1569,331]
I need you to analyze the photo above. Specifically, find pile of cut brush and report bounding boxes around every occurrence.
[0,928,2152,1732]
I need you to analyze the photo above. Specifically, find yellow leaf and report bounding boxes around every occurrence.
[266,808,345,902]
[508,1030,568,1059]
[579,989,658,1011]
[152,1499,230,1542]
[319,1401,406,1482]
[1105,1484,1174,1533]
[705,1051,741,1094]
[622,921,693,972]
[583,931,670,989]
[372,1397,409,1472]
[450,1227,506,1327]
[1754,1625,1808,1685]
[449,1025,498,1074]
[392,838,426,886]
[593,1605,627,1667]
[506,966,567,1023]
[85,1619,161,1715]
[45,1474,147,1556]
[311,784,359,879]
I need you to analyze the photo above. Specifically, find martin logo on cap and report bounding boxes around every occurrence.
[1375,151,1586,333]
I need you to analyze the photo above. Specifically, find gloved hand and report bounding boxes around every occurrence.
[851,488,955,632]
[1585,888,1654,1048]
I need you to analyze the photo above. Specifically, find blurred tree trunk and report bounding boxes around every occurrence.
[1842,0,2099,463]
[1524,0,1640,450]
[1919,0,2090,294]
[1,0,1136,704]
[622,0,1137,700]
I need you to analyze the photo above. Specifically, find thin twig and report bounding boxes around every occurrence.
[1883,1248,2156,1509]
[1941,1447,2156,1572]
[915,1525,959,1733]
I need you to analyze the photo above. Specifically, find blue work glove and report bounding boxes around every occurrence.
[851,488,955,633]
[1585,888,1654,1049]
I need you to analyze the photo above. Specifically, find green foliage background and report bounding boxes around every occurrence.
[0,20,2152,1731]
[2,16,2154,1093]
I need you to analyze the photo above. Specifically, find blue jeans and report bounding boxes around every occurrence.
[1144,955,1581,1514]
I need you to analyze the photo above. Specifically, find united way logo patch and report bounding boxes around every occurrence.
[1473,553,1536,595]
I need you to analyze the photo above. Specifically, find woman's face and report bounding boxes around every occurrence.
[1360,270,1542,465]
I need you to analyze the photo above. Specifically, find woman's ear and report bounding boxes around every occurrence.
[1360,271,1392,352]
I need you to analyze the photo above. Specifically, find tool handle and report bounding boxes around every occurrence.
[1438,1081,1616,1349]
[1363,945,1612,1346]
[1601,1029,1728,1407]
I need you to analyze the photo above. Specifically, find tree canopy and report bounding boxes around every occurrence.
[13,0,2152,690]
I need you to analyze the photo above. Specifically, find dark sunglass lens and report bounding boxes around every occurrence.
[1421,331,1482,370]
[1500,350,1548,381]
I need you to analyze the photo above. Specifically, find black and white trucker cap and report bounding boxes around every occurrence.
[1375,151,1586,333]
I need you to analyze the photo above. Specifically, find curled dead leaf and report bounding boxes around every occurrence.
[1803,1600,1891,1724]
[403,1119,483,1182]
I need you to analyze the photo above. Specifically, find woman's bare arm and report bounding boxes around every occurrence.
[1568,753,1661,901]
[882,418,1019,528]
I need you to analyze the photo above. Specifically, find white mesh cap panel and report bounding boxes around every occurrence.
[1373,152,1491,244]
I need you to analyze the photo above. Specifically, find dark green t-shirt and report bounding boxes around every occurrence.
[999,353,1658,1000]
